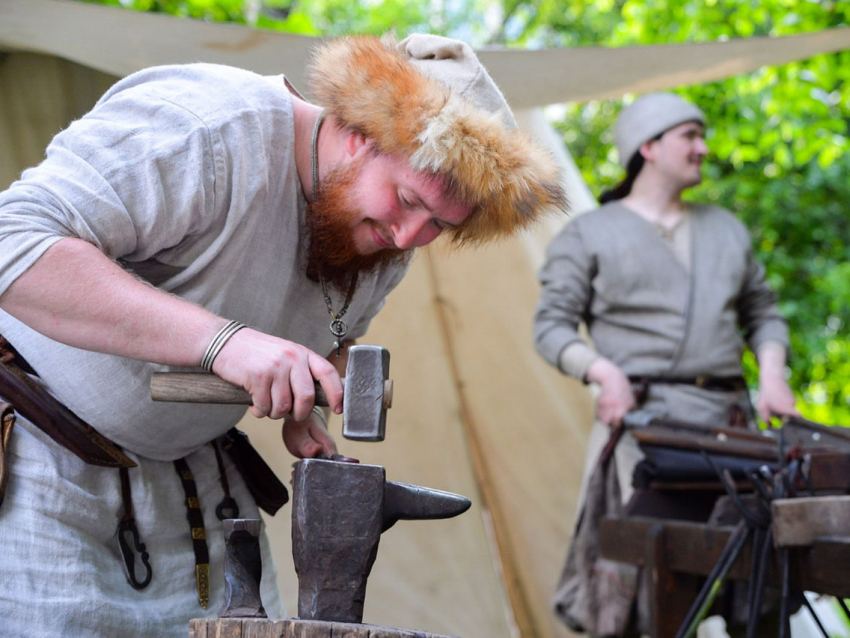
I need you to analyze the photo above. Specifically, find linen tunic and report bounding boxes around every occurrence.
[0,63,408,636]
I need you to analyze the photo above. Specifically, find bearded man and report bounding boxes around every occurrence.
[0,34,565,635]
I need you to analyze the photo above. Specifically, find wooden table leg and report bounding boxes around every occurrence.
[646,523,704,638]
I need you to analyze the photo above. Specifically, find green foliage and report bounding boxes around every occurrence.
[78,0,252,23]
[77,0,850,423]
[76,0,475,36]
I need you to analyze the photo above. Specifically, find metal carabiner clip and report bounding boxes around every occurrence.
[116,517,153,590]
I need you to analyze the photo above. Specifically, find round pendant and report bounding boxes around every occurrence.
[330,319,348,339]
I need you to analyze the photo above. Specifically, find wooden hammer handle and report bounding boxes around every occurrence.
[150,373,393,409]
[150,372,330,406]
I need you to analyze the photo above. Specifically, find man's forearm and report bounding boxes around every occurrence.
[0,237,222,366]
[756,340,788,381]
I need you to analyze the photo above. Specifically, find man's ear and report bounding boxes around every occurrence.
[345,130,371,158]
[638,139,657,163]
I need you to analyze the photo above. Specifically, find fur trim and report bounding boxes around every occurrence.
[308,35,568,243]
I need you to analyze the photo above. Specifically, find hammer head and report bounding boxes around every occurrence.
[342,345,390,442]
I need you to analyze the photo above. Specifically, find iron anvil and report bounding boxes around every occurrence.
[291,458,471,623]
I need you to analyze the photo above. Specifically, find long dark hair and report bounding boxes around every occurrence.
[598,131,664,204]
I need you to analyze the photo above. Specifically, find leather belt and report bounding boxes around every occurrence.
[0,402,15,508]
[0,336,135,468]
[628,374,748,393]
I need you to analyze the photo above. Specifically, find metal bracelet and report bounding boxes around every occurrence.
[201,320,247,372]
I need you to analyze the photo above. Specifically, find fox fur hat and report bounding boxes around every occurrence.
[307,33,567,244]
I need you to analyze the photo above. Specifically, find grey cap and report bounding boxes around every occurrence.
[614,92,705,168]
[398,34,517,130]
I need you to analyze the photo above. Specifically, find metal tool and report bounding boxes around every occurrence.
[291,457,471,623]
[218,518,267,619]
[149,344,392,441]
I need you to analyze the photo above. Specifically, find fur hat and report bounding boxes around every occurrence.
[615,92,706,168]
[307,34,567,244]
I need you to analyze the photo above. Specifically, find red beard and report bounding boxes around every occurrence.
[305,155,410,293]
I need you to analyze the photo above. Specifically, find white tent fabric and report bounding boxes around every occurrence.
[1,3,848,636]
[4,0,850,107]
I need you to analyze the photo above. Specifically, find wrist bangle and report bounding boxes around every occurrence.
[311,405,328,427]
[201,320,247,372]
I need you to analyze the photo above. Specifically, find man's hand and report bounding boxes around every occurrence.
[211,328,344,421]
[756,342,799,423]
[756,372,799,423]
[282,410,338,459]
[585,357,636,427]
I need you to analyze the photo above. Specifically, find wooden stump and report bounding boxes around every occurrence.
[188,618,458,638]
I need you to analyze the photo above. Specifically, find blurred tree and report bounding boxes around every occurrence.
[77,0,850,423]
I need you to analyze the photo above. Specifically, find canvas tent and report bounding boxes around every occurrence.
[2,2,849,635]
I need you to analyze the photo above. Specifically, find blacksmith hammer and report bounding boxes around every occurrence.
[149,344,392,441]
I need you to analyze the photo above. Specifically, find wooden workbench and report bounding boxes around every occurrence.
[599,515,850,638]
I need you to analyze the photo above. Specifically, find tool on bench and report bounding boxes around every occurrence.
[218,518,266,619]
[673,428,832,638]
[150,344,392,441]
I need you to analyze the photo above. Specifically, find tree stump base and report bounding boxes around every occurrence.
[189,618,457,638]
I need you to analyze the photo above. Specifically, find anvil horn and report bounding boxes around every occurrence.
[382,481,471,532]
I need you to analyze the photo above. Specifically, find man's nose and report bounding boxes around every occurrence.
[391,213,439,249]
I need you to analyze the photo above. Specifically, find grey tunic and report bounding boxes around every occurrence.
[534,201,788,426]
[0,64,407,636]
